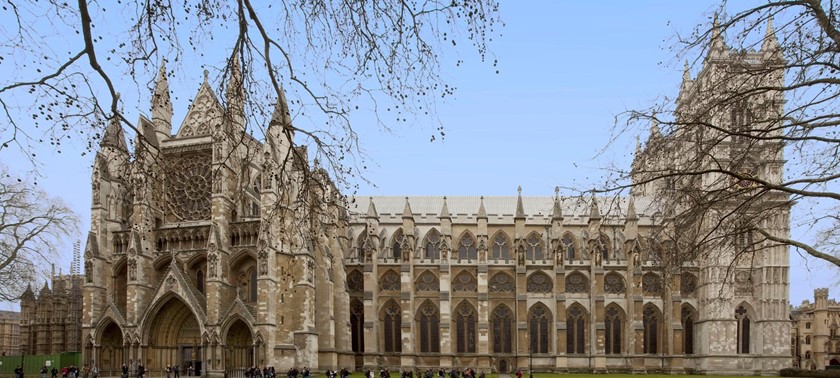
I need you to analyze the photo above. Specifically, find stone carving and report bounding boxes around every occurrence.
[526,271,553,293]
[379,270,401,291]
[166,276,178,291]
[180,91,221,137]
[307,260,315,283]
[127,259,137,281]
[565,272,588,294]
[734,270,752,295]
[128,248,136,257]
[633,251,641,267]
[604,273,625,294]
[207,254,218,278]
[489,273,515,293]
[258,250,269,276]
[517,245,525,266]
[92,180,100,205]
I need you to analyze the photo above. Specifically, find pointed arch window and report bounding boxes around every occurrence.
[379,270,401,291]
[562,234,576,260]
[347,270,364,292]
[391,230,404,260]
[682,306,695,355]
[566,305,586,354]
[382,301,402,353]
[452,271,477,292]
[350,300,365,353]
[529,304,550,354]
[736,305,751,354]
[424,230,441,260]
[604,273,625,294]
[492,305,513,353]
[526,271,553,293]
[197,269,205,294]
[418,302,440,353]
[455,302,477,353]
[416,271,440,291]
[526,233,543,260]
[642,273,663,296]
[492,233,511,260]
[249,268,258,302]
[459,234,477,260]
[489,272,515,293]
[643,304,660,354]
[565,272,589,294]
[604,306,622,354]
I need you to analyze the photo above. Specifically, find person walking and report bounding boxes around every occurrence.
[41,366,48,378]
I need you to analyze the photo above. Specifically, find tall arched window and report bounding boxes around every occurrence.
[562,234,576,260]
[418,301,440,353]
[424,230,441,259]
[643,304,659,354]
[391,229,404,260]
[566,305,586,354]
[682,306,695,355]
[197,269,204,294]
[455,302,477,353]
[529,304,550,353]
[458,233,477,260]
[382,301,402,353]
[526,233,543,260]
[350,300,365,353]
[249,268,258,302]
[492,232,511,260]
[604,305,622,354]
[492,305,513,353]
[736,305,750,354]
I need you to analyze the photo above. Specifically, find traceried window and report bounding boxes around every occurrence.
[604,273,625,294]
[452,271,477,292]
[347,270,364,292]
[642,273,663,296]
[681,272,697,296]
[731,100,753,143]
[416,271,440,291]
[565,272,589,294]
[379,270,401,291]
[526,233,544,260]
[391,230,404,260]
[350,300,365,353]
[424,229,441,259]
[489,273,515,293]
[197,269,204,294]
[382,301,402,353]
[604,305,624,354]
[736,305,751,354]
[418,301,440,353]
[249,269,258,302]
[566,305,586,354]
[492,305,513,353]
[526,271,553,293]
[529,304,551,353]
[458,233,477,260]
[562,234,576,260]
[455,302,477,353]
[643,304,660,354]
[682,306,695,355]
[492,233,511,260]
[806,335,811,345]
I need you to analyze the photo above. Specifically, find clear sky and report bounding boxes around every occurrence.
[4,1,834,309]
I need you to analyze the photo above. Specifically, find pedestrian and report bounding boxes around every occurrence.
[41,366,48,378]
[122,364,129,378]
[138,364,145,378]
[92,366,99,378]
[51,367,58,378]
[14,365,23,378]
[166,365,171,378]
[174,365,180,378]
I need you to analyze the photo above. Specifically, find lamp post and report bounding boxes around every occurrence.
[528,346,533,378]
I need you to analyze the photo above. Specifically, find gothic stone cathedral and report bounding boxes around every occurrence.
[82,21,790,376]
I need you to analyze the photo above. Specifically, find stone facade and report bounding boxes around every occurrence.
[20,274,84,355]
[81,63,352,377]
[343,19,790,375]
[791,289,840,370]
[0,311,20,356]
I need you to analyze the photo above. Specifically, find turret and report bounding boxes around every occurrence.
[761,15,780,59]
[151,63,173,141]
[225,52,245,132]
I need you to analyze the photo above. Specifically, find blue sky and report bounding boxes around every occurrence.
[4,1,833,308]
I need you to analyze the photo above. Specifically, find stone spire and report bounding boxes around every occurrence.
[626,196,637,220]
[477,196,487,219]
[101,113,128,152]
[226,50,245,129]
[439,196,451,219]
[709,12,728,59]
[366,197,378,219]
[649,116,661,140]
[762,15,781,57]
[589,195,601,220]
[152,62,173,140]
[402,197,414,219]
[515,186,525,220]
[551,187,563,221]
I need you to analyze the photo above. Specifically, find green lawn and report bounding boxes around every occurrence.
[336,374,755,378]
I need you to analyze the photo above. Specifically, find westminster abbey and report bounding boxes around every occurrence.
[82,18,791,377]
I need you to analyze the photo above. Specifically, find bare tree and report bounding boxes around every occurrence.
[0,0,500,189]
[599,1,840,284]
[0,165,79,300]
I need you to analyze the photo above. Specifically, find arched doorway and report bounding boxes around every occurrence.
[99,321,125,374]
[224,319,253,370]
[496,358,509,373]
[830,358,840,366]
[146,297,202,372]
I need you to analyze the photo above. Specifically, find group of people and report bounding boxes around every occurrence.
[243,366,276,378]
[121,361,147,378]
[366,368,485,378]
